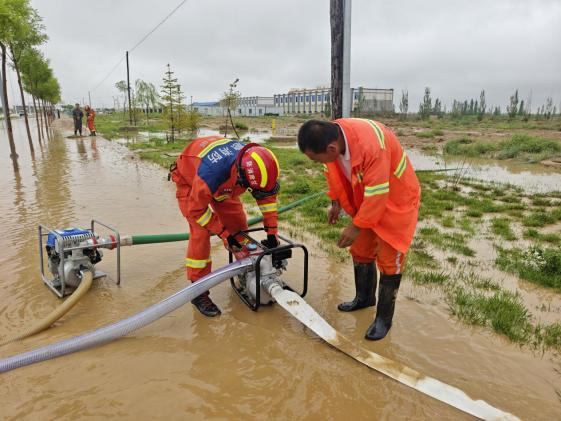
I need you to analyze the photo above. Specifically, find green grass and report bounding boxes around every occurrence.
[490,218,517,241]
[418,226,475,256]
[497,134,561,160]
[441,214,455,228]
[408,242,440,269]
[443,136,498,156]
[541,323,561,349]
[95,113,169,139]
[443,133,561,162]
[523,229,561,245]
[448,287,532,344]
[409,270,449,286]
[416,128,444,139]
[446,256,458,265]
[496,246,561,292]
[522,211,557,227]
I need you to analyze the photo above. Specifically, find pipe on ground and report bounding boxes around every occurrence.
[0,271,93,347]
[0,259,252,373]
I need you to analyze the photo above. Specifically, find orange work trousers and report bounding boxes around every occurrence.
[178,195,248,282]
[350,228,406,275]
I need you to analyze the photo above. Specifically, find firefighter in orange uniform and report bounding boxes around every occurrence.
[170,136,280,317]
[85,105,96,136]
[298,119,420,340]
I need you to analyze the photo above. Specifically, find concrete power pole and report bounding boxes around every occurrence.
[330,0,351,119]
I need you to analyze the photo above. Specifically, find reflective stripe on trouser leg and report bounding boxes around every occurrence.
[186,218,212,282]
[376,240,406,275]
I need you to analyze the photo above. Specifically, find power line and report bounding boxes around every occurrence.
[129,0,189,53]
[90,0,189,93]
[90,56,125,93]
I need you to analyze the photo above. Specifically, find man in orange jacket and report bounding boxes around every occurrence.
[298,119,420,340]
[170,136,280,317]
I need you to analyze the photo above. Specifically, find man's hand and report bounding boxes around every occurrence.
[223,235,242,253]
[328,200,341,225]
[337,223,361,248]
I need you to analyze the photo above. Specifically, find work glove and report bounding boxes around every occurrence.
[223,234,243,253]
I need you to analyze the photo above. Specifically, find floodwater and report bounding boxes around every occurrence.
[1,118,560,420]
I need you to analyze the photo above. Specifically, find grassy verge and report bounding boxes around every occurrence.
[406,249,561,350]
[496,246,561,292]
[443,134,561,162]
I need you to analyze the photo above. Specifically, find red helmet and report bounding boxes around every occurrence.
[238,144,280,193]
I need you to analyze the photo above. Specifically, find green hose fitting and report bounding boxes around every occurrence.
[130,192,325,245]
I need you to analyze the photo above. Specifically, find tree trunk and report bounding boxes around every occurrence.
[12,55,34,153]
[37,95,45,140]
[32,94,42,143]
[41,99,50,140]
[330,0,344,120]
[0,42,18,163]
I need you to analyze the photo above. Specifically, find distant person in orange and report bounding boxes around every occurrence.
[85,105,96,136]
[298,119,421,341]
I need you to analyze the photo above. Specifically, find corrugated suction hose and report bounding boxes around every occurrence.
[0,271,94,347]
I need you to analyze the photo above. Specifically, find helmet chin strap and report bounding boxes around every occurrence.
[250,181,280,200]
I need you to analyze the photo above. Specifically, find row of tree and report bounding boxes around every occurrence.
[0,0,61,169]
[399,88,558,121]
[113,63,200,142]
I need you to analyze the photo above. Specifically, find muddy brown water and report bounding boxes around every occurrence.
[1,118,560,420]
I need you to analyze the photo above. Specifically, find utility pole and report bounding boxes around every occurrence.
[126,51,132,125]
[330,0,351,119]
[88,91,92,107]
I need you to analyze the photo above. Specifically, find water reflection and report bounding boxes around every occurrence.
[406,149,561,193]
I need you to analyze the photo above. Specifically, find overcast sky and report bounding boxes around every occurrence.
[7,0,560,111]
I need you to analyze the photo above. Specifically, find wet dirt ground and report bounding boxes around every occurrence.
[1,118,560,420]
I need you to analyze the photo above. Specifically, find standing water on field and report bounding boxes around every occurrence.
[1,118,560,420]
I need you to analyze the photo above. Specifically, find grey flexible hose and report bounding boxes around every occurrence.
[0,259,253,373]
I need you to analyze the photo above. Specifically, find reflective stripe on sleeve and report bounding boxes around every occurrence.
[185,258,211,268]
[364,181,389,197]
[394,151,407,178]
[196,207,213,226]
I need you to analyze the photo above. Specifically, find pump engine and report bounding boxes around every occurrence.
[229,228,308,311]
[39,220,121,297]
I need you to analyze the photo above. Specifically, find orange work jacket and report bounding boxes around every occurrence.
[171,136,278,235]
[324,119,420,253]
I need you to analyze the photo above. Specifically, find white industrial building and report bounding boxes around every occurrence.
[192,97,283,117]
[273,87,394,115]
[192,87,394,117]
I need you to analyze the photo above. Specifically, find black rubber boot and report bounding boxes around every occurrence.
[338,262,377,312]
[365,274,401,341]
[191,293,221,317]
